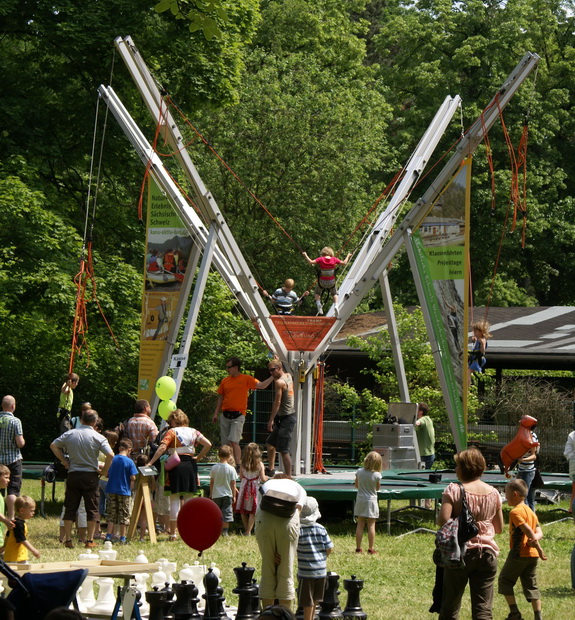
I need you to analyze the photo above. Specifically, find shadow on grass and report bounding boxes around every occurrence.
[542,586,574,598]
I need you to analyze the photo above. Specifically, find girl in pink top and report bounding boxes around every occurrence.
[437,448,503,620]
[302,247,351,316]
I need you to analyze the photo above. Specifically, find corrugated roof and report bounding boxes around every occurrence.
[330,307,575,370]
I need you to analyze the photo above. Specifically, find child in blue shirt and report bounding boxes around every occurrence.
[297,496,334,620]
[105,438,138,544]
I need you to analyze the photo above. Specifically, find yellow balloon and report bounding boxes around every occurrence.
[158,399,177,420]
[155,375,176,401]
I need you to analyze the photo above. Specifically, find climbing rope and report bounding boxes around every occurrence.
[69,53,120,371]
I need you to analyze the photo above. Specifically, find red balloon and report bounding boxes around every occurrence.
[177,497,222,554]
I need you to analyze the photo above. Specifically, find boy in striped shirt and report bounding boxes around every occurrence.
[297,496,333,620]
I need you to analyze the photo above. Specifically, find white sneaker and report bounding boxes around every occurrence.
[316,308,324,316]
[334,305,339,317]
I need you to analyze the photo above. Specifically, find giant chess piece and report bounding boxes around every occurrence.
[232,562,256,620]
[89,577,117,615]
[161,581,175,620]
[250,579,259,617]
[171,580,202,620]
[216,582,232,619]
[152,564,169,590]
[99,539,117,561]
[202,567,221,620]
[342,576,366,620]
[147,587,169,620]
[182,561,206,603]
[77,575,98,613]
[76,550,99,613]
[319,572,343,619]
[132,572,151,618]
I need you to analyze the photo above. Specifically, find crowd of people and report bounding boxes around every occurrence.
[2,355,575,618]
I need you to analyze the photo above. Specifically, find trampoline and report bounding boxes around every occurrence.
[22,462,65,518]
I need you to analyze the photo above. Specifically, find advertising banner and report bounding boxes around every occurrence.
[138,179,194,403]
[270,316,337,352]
[411,158,471,448]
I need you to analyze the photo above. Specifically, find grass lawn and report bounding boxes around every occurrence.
[10,479,575,619]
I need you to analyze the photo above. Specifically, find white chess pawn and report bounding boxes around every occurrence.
[151,564,167,590]
[134,549,149,564]
[210,561,221,583]
[98,540,117,562]
[131,572,150,617]
[76,575,98,613]
[162,560,177,585]
[89,577,116,614]
[188,561,206,601]
[179,563,195,582]
[78,551,99,561]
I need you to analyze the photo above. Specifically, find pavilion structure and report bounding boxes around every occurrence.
[100,39,539,471]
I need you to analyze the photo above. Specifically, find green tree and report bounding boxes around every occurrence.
[368,0,575,306]
[0,167,142,457]
[180,0,394,292]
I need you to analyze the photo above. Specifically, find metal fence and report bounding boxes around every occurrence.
[247,392,573,471]
[246,391,370,465]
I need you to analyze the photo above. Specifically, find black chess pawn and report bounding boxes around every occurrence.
[232,562,257,620]
[161,582,175,620]
[216,583,231,620]
[202,567,221,620]
[342,576,366,620]
[250,578,259,616]
[146,587,169,620]
[319,572,343,619]
[172,580,202,620]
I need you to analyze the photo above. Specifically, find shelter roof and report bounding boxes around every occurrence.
[330,306,575,370]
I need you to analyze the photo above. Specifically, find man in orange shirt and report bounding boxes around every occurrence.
[212,357,274,466]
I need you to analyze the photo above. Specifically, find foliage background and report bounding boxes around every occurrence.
[1,0,574,458]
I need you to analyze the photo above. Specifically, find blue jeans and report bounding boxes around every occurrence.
[422,454,435,470]
[516,468,536,511]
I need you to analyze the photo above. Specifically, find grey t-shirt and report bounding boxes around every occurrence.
[53,425,112,472]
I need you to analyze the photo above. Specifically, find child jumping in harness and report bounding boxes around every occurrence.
[468,319,491,380]
[263,279,309,315]
[302,247,351,317]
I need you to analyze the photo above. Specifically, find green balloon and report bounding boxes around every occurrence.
[155,375,176,401]
[158,399,177,420]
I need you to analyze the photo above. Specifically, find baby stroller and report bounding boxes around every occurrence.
[0,558,87,619]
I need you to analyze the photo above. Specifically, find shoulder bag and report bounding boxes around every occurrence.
[164,431,181,471]
[457,482,479,544]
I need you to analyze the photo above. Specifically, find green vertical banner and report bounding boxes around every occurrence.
[410,158,472,449]
[138,178,195,404]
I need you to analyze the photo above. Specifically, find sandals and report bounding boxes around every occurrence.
[168,534,178,542]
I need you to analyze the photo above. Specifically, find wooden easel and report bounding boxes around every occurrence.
[127,470,157,543]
